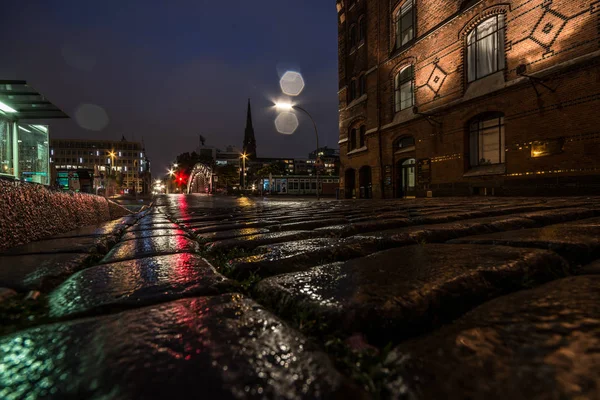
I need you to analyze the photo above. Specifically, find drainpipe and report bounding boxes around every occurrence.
[376,0,384,199]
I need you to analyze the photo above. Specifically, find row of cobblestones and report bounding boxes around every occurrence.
[1,195,600,399]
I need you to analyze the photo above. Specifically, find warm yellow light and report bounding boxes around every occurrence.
[274,102,294,111]
[168,168,175,176]
[109,151,116,157]
[241,153,248,159]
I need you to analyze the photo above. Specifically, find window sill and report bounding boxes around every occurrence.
[347,146,368,156]
[389,40,416,59]
[464,71,506,102]
[346,94,367,109]
[463,164,506,177]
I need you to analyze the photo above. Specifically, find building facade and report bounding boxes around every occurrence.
[50,137,151,194]
[337,0,600,198]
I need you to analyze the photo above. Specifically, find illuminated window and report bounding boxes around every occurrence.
[394,65,414,112]
[469,112,505,167]
[467,15,505,82]
[395,0,414,49]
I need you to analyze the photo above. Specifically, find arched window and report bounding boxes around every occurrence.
[468,112,505,167]
[394,65,414,112]
[395,0,415,49]
[350,24,357,48]
[349,79,357,101]
[467,15,505,82]
[359,126,366,147]
[359,16,366,41]
[396,136,415,150]
[358,74,366,96]
[349,128,357,150]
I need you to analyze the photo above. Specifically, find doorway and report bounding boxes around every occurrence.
[358,166,372,199]
[396,158,416,198]
[344,168,356,199]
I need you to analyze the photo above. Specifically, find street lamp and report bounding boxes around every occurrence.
[274,102,321,200]
[108,151,117,198]
[240,152,248,190]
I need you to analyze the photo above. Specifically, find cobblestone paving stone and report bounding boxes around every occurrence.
[255,244,570,345]
[99,235,200,263]
[383,276,600,399]
[120,228,191,241]
[2,195,600,398]
[449,224,600,266]
[0,253,93,292]
[49,253,237,318]
[1,294,363,399]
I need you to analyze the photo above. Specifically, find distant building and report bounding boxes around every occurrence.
[308,146,340,176]
[215,145,242,167]
[50,136,151,194]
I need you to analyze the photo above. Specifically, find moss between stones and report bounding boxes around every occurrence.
[0,293,52,336]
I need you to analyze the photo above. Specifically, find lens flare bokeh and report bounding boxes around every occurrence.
[279,71,305,97]
[274,112,299,135]
[74,104,109,131]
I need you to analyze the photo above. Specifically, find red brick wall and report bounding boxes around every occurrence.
[337,0,600,198]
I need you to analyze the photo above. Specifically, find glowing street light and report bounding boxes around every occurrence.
[274,102,321,200]
[240,152,248,189]
[274,102,293,111]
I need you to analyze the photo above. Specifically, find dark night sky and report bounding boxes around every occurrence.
[0,1,339,175]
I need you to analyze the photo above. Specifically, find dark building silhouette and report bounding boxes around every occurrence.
[243,99,257,160]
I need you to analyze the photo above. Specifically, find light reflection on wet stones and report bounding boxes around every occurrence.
[49,253,235,318]
[0,294,364,399]
[120,229,190,242]
[100,236,200,264]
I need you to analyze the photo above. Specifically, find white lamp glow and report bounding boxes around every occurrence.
[0,101,17,113]
[274,102,294,111]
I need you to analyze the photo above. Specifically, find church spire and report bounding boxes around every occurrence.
[243,98,257,159]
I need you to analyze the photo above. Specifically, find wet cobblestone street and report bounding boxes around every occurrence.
[2,194,600,399]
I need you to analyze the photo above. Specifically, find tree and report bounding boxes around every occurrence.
[255,161,286,178]
[175,151,214,176]
[215,164,239,187]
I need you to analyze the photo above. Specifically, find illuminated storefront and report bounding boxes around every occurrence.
[0,80,68,185]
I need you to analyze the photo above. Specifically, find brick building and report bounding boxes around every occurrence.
[337,0,600,198]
